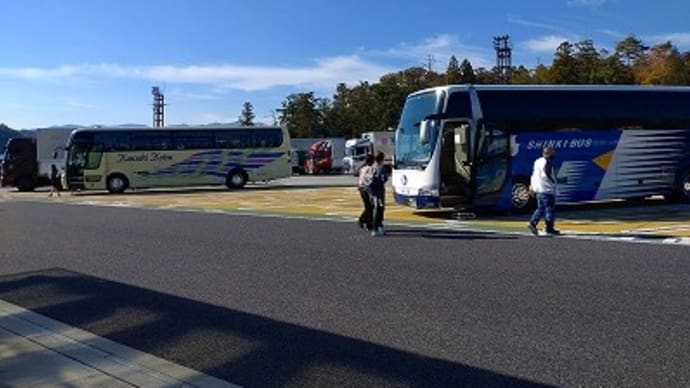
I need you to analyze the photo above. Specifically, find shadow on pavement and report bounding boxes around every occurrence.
[0,269,551,388]
[62,184,355,197]
[410,198,690,223]
[386,228,517,240]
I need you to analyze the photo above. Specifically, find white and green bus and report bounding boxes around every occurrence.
[64,125,291,193]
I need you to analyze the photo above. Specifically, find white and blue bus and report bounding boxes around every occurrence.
[392,85,690,213]
[65,125,291,193]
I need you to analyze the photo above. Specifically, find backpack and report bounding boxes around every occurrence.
[367,164,388,197]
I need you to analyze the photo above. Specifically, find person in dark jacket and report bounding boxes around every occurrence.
[48,164,61,197]
[369,152,389,236]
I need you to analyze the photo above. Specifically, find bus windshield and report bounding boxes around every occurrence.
[395,90,444,169]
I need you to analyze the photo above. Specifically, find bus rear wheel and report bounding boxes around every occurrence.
[106,174,129,194]
[226,169,248,189]
[511,179,535,214]
[16,177,35,192]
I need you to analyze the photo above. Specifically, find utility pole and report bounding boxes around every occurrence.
[425,54,436,73]
[152,86,165,127]
[493,35,513,84]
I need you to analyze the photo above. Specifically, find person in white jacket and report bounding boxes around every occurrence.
[528,146,559,235]
[357,154,375,231]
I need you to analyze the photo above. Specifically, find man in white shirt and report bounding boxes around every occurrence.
[528,146,560,235]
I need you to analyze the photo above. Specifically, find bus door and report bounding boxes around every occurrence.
[66,141,97,190]
[439,120,472,207]
[81,143,105,190]
[473,122,509,209]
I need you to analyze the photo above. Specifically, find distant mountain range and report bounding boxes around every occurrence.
[0,127,22,151]
[0,125,84,150]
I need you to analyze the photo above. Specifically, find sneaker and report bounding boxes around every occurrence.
[376,227,385,236]
[545,229,561,235]
[371,229,385,237]
[527,223,538,236]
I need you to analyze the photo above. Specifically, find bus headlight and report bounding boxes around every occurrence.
[418,186,439,197]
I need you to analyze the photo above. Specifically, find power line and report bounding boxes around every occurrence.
[493,35,513,84]
[152,86,166,127]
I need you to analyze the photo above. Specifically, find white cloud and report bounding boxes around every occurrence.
[507,16,564,33]
[567,0,606,7]
[0,34,498,91]
[522,35,573,53]
[168,89,219,101]
[644,32,690,48]
[373,34,493,69]
[66,101,96,109]
[600,29,626,39]
[0,57,395,91]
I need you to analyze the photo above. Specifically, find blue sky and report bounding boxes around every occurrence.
[1,0,689,129]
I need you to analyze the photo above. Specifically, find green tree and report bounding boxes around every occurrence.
[347,81,384,136]
[596,50,634,84]
[446,55,461,84]
[279,92,322,138]
[313,97,335,137]
[573,39,600,83]
[474,67,497,84]
[325,83,355,137]
[511,65,533,84]
[550,41,579,84]
[615,34,648,67]
[532,64,552,84]
[238,101,255,126]
[459,59,476,84]
[374,74,409,131]
[683,52,690,85]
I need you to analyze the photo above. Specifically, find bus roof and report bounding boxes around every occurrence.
[70,125,284,134]
[408,84,690,98]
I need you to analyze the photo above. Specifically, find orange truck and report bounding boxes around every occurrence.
[303,138,345,175]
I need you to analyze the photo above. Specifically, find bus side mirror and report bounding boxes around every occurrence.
[419,120,430,145]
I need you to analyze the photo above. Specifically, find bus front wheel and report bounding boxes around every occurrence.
[669,168,690,203]
[511,179,536,214]
[226,170,248,189]
[106,174,129,194]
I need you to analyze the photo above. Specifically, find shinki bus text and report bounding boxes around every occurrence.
[392,85,690,214]
[64,126,291,193]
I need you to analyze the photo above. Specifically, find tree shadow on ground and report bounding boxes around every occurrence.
[0,269,552,388]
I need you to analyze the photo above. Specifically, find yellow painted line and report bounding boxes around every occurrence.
[4,187,690,238]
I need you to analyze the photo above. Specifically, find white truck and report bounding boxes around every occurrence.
[36,127,74,180]
[343,131,394,175]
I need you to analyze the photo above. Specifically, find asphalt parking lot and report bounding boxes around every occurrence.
[3,175,690,243]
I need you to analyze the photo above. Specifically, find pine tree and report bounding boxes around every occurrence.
[239,101,255,126]
[446,55,461,84]
[459,59,476,84]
